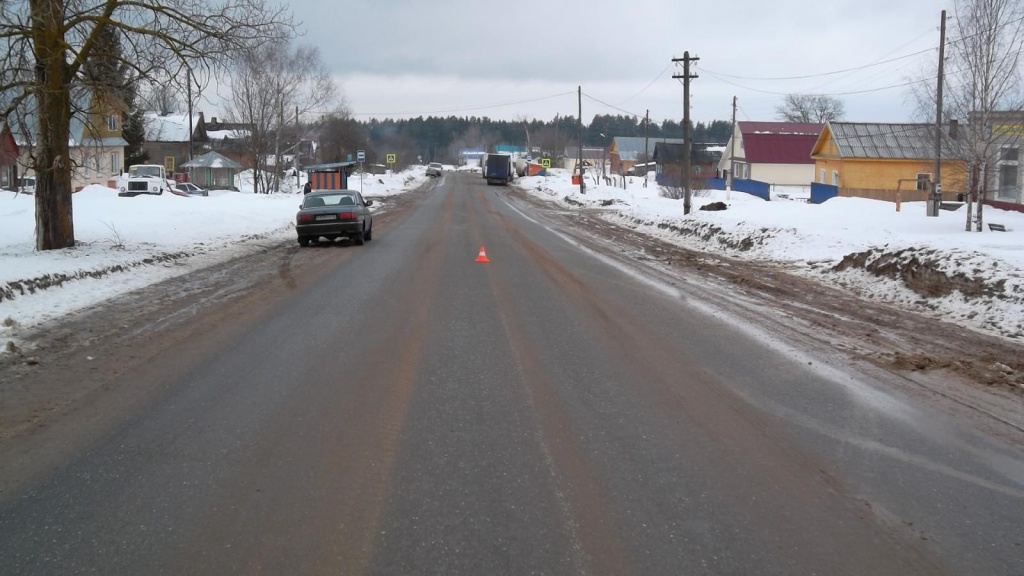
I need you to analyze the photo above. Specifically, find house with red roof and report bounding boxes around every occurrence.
[718,121,822,186]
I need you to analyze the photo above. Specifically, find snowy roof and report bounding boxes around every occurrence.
[738,121,822,136]
[207,129,248,140]
[180,150,243,170]
[143,112,202,142]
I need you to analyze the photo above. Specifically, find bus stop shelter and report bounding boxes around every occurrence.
[305,161,357,190]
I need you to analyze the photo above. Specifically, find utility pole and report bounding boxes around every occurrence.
[186,69,193,185]
[673,51,699,215]
[295,106,300,190]
[728,96,737,199]
[643,109,649,188]
[930,9,946,218]
[578,85,585,195]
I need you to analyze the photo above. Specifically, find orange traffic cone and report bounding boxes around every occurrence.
[475,246,490,263]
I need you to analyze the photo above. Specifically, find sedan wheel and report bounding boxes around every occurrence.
[298,236,309,247]
[353,228,365,246]
[365,224,373,241]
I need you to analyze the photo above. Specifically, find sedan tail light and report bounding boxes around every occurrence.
[297,213,314,223]
[339,211,358,220]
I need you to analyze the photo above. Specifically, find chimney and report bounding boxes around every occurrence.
[211,117,217,124]
[949,118,959,139]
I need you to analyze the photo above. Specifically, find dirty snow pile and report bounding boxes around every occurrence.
[0,167,430,340]
[516,169,1024,341]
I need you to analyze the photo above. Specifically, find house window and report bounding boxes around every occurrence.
[107,115,118,131]
[111,152,120,174]
[820,168,826,183]
[916,173,931,191]
[998,146,1019,200]
[998,165,1018,199]
[94,155,101,175]
[83,154,93,177]
[164,156,175,172]
[831,170,839,186]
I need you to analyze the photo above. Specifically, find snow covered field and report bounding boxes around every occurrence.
[516,169,1024,341]
[2,164,1022,353]
[0,167,430,343]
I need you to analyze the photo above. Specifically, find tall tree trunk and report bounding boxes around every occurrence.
[31,0,75,250]
[977,162,986,231]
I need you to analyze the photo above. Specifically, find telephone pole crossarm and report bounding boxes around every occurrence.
[672,52,699,215]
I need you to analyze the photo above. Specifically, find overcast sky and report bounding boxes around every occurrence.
[256,0,948,125]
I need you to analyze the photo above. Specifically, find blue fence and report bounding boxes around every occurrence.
[731,179,771,201]
[658,176,769,200]
[810,182,839,204]
[706,177,727,190]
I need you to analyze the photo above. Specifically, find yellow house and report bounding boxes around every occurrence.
[12,87,127,191]
[811,122,966,202]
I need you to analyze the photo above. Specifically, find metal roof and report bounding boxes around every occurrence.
[652,142,722,164]
[180,150,243,169]
[825,122,946,160]
[743,133,819,164]
[613,136,685,162]
[738,121,822,136]
[4,87,106,148]
[564,146,607,161]
[304,161,357,171]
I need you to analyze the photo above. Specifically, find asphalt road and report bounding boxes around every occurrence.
[1,171,1023,574]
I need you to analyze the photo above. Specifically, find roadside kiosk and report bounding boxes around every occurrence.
[304,161,357,190]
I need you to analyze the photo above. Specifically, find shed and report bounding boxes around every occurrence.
[305,161,357,190]
[180,150,244,189]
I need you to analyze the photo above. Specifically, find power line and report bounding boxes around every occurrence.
[581,92,642,118]
[614,62,673,106]
[697,14,1024,89]
[701,46,935,81]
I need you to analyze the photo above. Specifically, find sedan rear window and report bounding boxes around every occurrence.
[304,194,357,208]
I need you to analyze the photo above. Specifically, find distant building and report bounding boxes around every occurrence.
[180,150,244,190]
[609,136,685,175]
[460,147,486,166]
[142,111,208,180]
[563,146,606,173]
[5,88,127,191]
[810,121,967,203]
[719,121,821,186]
[653,142,723,188]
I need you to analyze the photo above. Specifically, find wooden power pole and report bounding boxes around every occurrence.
[931,9,946,218]
[578,85,585,195]
[729,93,737,193]
[644,109,650,188]
[673,51,699,215]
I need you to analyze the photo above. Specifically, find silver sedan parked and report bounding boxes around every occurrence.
[295,190,374,246]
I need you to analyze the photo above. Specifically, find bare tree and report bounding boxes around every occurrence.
[139,79,183,116]
[939,0,1024,231]
[223,43,343,194]
[775,94,845,123]
[0,0,293,250]
[317,115,367,165]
